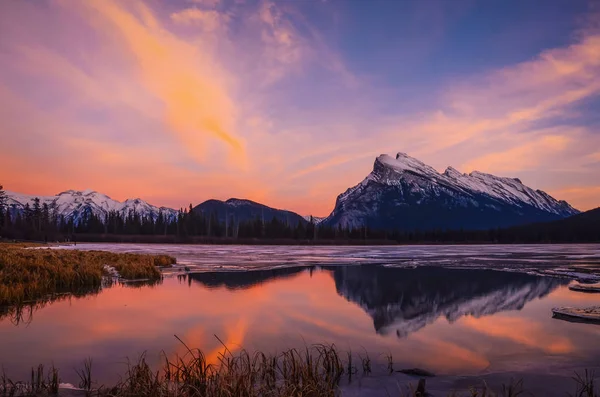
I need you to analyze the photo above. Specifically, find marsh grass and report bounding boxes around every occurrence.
[1,364,59,396]
[0,244,175,306]
[571,370,597,397]
[0,341,597,397]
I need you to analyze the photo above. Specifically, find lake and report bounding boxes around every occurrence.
[1,244,600,396]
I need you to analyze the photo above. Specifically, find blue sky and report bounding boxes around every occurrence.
[0,0,599,214]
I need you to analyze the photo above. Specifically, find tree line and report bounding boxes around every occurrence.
[0,185,597,244]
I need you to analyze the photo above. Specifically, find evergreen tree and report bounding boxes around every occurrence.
[32,197,42,233]
[0,184,6,230]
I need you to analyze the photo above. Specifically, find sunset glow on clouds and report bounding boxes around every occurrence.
[1,0,599,215]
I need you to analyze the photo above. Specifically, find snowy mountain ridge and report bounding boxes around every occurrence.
[5,190,178,225]
[324,152,579,230]
[369,153,575,214]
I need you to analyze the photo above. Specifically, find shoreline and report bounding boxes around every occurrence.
[5,237,600,246]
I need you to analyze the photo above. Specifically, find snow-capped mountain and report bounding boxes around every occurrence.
[5,190,177,225]
[332,265,567,337]
[323,152,579,230]
[303,215,325,224]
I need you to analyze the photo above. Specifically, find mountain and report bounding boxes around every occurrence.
[323,152,579,230]
[5,189,177,225]
[303,215,325,224]
[194,198,307,226]
[332,265,567,337]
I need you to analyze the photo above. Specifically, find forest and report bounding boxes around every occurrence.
[0,185,598,244]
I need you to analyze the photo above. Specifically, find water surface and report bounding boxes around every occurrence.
[1,244,600,395]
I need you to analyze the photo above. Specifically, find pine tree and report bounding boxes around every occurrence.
[0,184,6,230]
[3,208,10,231]
[32,197,42,233]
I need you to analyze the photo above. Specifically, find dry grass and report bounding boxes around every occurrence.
[0,244,175,306]
[2,338,344,397]
[0,339,597,397]
[1,364,59,396]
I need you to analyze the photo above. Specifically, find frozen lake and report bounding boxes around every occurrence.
[2,243,600,395]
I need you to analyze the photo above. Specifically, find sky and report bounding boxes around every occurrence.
[1,0,599,216]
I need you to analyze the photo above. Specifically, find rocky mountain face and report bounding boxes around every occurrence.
[331,265,567,337]
[194,198,307,226]
[5,190,177,225]
[303,215,325,224]
[323,153,579,230]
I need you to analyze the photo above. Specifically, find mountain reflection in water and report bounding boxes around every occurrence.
[189,266,568,338]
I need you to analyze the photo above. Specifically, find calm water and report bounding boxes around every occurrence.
[1,244,600,394]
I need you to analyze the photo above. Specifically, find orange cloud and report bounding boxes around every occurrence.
[551,186,600,212]
[461,316,574,354]
[463,134,572,173]
[84,0,244,162]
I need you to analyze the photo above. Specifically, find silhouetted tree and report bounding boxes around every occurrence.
[0,185,6,231]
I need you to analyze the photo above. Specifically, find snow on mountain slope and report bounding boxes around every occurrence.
[373,153,576,215]
[324,152,579,230]
[5,190,177,225]
[303,215,325,224]
[443,167,573,214]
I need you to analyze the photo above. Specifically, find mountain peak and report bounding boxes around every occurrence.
[57,189,103,197]
[325,152,580,230]
[375,152,438,177]
[444,166,462,178]
[57,189,77,196]
[225,198,255,207]
[195,198,307,225]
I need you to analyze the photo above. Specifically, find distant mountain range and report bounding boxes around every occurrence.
[322,152,579,230]
[5,190,178,225]
[4,191,314,227]
[4,152,583,230]
[193,198,308,226]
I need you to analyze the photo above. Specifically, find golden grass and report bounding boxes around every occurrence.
[0,339,596,397]
[2,339,344,397]
[0,244,175,306]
